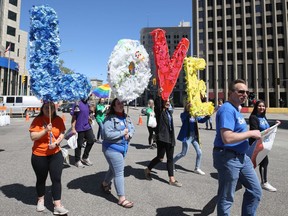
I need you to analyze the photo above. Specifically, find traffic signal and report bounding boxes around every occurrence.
[277,78,280,85]
[22,76,26,83]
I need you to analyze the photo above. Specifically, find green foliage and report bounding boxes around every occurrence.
[59,59,74,74]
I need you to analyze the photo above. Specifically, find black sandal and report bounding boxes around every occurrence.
[101,183,111,194]
[118,199,134,208]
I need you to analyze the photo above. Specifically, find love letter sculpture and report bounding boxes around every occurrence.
[184,57,214,117]
[150,28,190,100]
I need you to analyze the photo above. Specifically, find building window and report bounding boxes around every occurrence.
[257,28,262,36]
[237,41,242,49]
[217,0,222,5]
[218,54,223,61]
[199,11,204,19]
[227,30,232,37]
[8,10,17,21]
[208,32,213,39]
[227,42,233,50]
[277,14,283,22]
[217,9,222,16]
[208,10,213,17]
[257,40,263,48]
[217,20,222,27]
[278,51,285,59]
[209,43,214,50]
[255,5,262,13]
[267,27,273,35]
[267,39,273,47]
[237,64,244,80]
[218,42,223,50]
[258,64,264,88]
[268,51,274,59]
[278,38,284,46]
[246,17,252,25]
[268,63,274,88]
[209,54,214,61]
[208,0,213,7]
[247,40,253,48]
[208,21,213,28]
[266,15,272,23]
[257,52,263,60]
[218,65,224,88]
[226,19,232,26]
[7,26,16,36]
[226,8,232,15]
[9,0,18,6]
[246,29,252,37]
[236,18,242,26]
[245,6,252,13]
[237,53,243,60]
[226,0,231,5]
[276,2,282,10]
[228,65,234,84]
[277,26,284,34]
[247,64,254,88]
[209,66,215,89]
[217,31,223,38]
[247,52,253,60]
[199,22,204,29]
[228,53,233,60]
[256,16,262,24]
[266,4,272,12]
[6,42,15,52]
[199,32,204,40]
[236,7,242,14]
[236,29,242,37]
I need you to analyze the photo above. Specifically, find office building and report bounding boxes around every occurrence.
[140,21,192,106]
[0,0,28,96]
[193,0,288,107]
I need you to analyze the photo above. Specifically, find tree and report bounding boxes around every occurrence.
[59,59,74,74]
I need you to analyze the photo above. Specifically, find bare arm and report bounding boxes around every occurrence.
[221,128,261,144]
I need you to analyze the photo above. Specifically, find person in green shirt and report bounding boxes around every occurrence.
[95,98,109,142]
[146,99,157,149]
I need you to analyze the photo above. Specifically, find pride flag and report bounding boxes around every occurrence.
[246,122,280,168]
[92,84,111,98]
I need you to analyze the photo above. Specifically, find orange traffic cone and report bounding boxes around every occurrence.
[25,113,30,122]
[62,114,66,123]
[137,115,143,125]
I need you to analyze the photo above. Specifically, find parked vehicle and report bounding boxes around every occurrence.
[61,103,74,113]
[0,95,42,117]
[57,103,73,112]
[141,107,148,116]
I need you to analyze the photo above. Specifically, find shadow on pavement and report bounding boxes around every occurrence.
[156,206,201,216]
[130,143,151,149]
[66,172,118,204]
[0,183,55,213]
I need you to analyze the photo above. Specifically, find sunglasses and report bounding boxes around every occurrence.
[236,90,249,95]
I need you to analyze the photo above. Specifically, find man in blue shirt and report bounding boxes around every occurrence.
[213,79,262,215]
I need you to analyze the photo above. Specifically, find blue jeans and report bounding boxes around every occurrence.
[213,149,262,216]
[173,135,202,169]
[103,147,125,196]
[97,121,103,140]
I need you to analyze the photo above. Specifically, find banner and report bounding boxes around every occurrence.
[247,122,280,168]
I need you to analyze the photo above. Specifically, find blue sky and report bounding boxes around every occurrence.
[20,0,192,81]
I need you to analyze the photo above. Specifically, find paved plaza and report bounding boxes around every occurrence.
[0,107,287,216]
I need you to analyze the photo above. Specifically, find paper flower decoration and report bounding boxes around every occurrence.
[151,28,190,100]
[184,57,214,117]
[107,39,151,102]
[29,5,91,102]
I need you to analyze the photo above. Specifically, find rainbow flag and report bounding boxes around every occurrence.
[92,84,111,98]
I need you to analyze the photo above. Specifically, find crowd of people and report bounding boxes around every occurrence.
[29,79,280,215]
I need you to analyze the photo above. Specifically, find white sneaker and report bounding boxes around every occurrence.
[82,158,93,166]
[194,168,205,175]
[75,160,85,168]
[262,182,277,192]
[53,205,69,215]
[36,201,45,212]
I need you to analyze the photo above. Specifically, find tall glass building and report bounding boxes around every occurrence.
[193,0,288,107]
